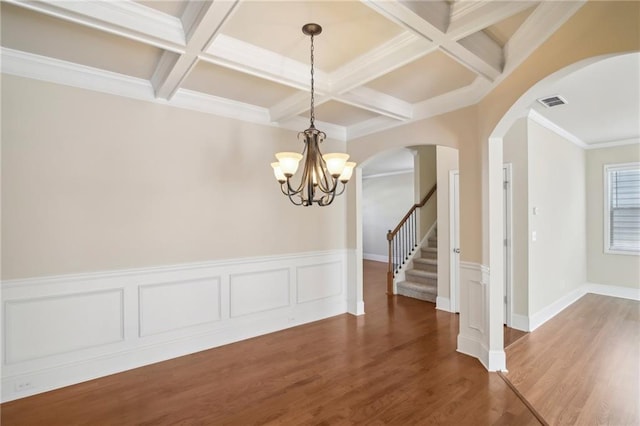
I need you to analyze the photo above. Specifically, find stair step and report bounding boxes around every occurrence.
[405,269,437,285]
[413,258,437,273]
[420,247,438,259]
[397,280,437,303]
[427,237,438,248]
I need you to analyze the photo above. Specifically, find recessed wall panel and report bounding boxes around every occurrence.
[139,278,221,337]
[468,280,484,332]
[4,290,124,364]
[229,269,289,317]
[297,262,342,303]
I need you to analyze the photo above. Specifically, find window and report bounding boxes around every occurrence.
[604,163,640,254]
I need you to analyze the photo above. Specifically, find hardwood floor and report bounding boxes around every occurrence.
[503,293,640,426]
[0,261,552,425]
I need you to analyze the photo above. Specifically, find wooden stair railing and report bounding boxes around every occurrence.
[386,184,437,294]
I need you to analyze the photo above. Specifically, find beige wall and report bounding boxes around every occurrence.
[586,144,640,288]
[435,145,459,302]
[527,120,587,314]
[414,145,437,239]
[362,172,414,259]
[503,118,529,317]
[1,75,348,280]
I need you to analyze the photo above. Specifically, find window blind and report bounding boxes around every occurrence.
[609,167,640,252]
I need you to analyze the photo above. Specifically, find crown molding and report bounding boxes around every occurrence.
[346,116,402,141]
[363,169,413,180]
[413,76,489,119]
[527,109,587,149]
[338,86,413,121]
[585,138,640,150]
[6,0,186,52]
[0,47,155,100]
[278,116,347,142]
[171,88,270,124]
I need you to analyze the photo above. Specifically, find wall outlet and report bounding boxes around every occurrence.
[14,380,34,393]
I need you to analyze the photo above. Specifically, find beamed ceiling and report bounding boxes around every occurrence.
[0,0,589,141]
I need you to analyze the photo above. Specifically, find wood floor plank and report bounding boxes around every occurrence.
[504,293,640,426]
[1,260,540,425]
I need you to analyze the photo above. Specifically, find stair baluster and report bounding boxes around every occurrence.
[386,184,437,294]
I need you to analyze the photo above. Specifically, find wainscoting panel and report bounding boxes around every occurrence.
[1,250,349,402]
[467,279,485,333]
[229,269,290,318]
[4,289,124,364]
[296,262,342,304]
[139,278,221,337]
[457,262,494,370]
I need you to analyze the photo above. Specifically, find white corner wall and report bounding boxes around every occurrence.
[362,172,414,261]
[527,119,587,316]
[502,119,529,319]
[586,143,640,288]
[436,146,459,309]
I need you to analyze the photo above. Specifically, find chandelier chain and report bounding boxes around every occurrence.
[310,33,315,128]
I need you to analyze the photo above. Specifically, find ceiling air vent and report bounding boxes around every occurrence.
[537,95,568,108]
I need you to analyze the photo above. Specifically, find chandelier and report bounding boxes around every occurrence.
[271,23,356,206]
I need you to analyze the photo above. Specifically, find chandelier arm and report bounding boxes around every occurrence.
[334,182,347,196]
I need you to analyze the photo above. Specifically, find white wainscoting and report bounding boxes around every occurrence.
[1,250,349,402]
[456,261,500,371]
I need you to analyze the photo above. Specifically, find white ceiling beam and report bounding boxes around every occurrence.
[503,0,586,75]
[364,0,501,80]
[269,92,314,123]
[447,1,539,40]
[152,0,239,100]
[203,34,330,93]
[337,87,413,121]
[7,0,186,52]
[454,31,503,76]
[330,32,435,94]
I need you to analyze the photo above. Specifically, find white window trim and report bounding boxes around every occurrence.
[603,162,640,256]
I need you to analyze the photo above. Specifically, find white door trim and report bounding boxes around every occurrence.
[503,164,513,327]
[449,170,460,313]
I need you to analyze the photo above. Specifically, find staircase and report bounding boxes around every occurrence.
[397,229,438,303]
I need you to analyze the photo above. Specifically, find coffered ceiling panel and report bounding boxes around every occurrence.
[0,0,594,142]
[220,1,405,72]
[183,61,301,107]
[483,6,535,47]
[364,50,477,103]
[0,2,163,80]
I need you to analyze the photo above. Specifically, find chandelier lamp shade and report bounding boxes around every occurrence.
[271,23,356,206]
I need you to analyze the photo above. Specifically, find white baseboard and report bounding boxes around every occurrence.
[510,314,530,332]
[362,253,387,263]
[1,250,349,402]
[529,286,585,332]
[520,283,640,333]
[436,296,451,312]
[457,334,506,372]
[486,349,507,372]
[585,282,640,301]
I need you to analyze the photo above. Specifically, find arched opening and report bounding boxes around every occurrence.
[486,52,639,369]
[353,144,460,314]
